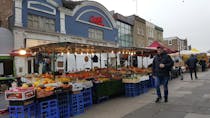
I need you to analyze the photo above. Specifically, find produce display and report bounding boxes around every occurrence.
[5,66,151,105]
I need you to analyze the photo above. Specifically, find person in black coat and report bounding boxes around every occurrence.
[152,46,174,103]
[199,58,206,72]
[186,54,198,80]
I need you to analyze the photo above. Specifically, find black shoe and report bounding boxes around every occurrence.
[164,97,168,103]
[195,77,198,79]
[155,97,162,103]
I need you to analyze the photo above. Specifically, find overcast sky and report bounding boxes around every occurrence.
[90,0,210,51]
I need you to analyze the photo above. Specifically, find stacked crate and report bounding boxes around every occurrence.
[9,103,35,118]
[70,92,84,116]
[124,83,140,97]
[83,88,93,108]
[37,99,59,118]
[56,92,70,118]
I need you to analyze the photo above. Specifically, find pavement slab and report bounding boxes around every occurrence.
[184,113,210,118]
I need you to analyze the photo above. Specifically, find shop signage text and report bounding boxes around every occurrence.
[90,16,104,26]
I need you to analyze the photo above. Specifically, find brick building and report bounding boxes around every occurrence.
[163,37,188,51]
[0,0,13,28]
[154,25,163,42]
[129,15,147,48]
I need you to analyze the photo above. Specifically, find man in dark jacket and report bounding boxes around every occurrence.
[199,58,206,72]
[152,46,174,103]
[186,54,198,79]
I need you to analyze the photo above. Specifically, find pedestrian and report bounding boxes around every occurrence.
[185,54,198,80]
[199,58,206,72]
[152,46,174,103]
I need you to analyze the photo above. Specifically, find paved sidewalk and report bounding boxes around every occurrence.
[1,70,210,118]
[76,70,210,118]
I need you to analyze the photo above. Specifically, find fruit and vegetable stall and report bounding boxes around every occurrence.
[5,42,157,118]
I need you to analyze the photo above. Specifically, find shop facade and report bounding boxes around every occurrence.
[0,28,14,76]
[13,0,118,75]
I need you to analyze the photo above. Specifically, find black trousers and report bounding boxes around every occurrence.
[201,65,205,71]
[189,68,197,79]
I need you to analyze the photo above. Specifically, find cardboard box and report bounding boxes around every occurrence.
[5,87,35,101]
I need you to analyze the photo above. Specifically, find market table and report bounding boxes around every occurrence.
[92,79,124,103]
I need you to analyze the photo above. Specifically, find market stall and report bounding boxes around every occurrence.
[6,42,157,118]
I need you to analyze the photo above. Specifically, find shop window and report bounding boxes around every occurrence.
[88,28,103,40]
[28,14,55,32]
[117,21,133,47]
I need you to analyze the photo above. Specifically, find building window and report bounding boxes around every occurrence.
[27,14,55,32]
[116,21,133,47]
[147,27,153,38]
[88,28,103,40]
[168,40,172,45]
[137,24,144,36]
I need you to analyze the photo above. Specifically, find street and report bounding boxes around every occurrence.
[1,70,210,118]
[75,70,210,118]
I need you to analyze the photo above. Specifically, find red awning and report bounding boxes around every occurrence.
[147,41,177,54]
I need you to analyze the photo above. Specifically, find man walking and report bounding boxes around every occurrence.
[152,46,174,103]
[186,54,198,80]
[199,58,206,72]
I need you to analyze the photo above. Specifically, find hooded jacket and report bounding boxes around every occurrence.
[152,52,174,77]
[185,55,198,69]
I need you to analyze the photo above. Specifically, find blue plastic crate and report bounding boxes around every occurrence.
[149,77,155,88]
[137,82,143,94]
[70,92,84,116]
[9,103,35,118]
[145,80,150,88]
[37,99,59,118]
[140,81,148,93]
[124,83,141,97]
[125,83,139,88]
[83,88,93,107]
[56,92,70,118]
[141,81,147,93]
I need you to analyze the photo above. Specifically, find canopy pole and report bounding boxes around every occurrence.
[65,54,68,73]
[100,53,102,68]
[115,53,117,70]
[141,50,144,68]
[127,55,129,68]
[107,53,109,69]
[52,51,56,80]
[74,54,77,71]
[91,54,93,70]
